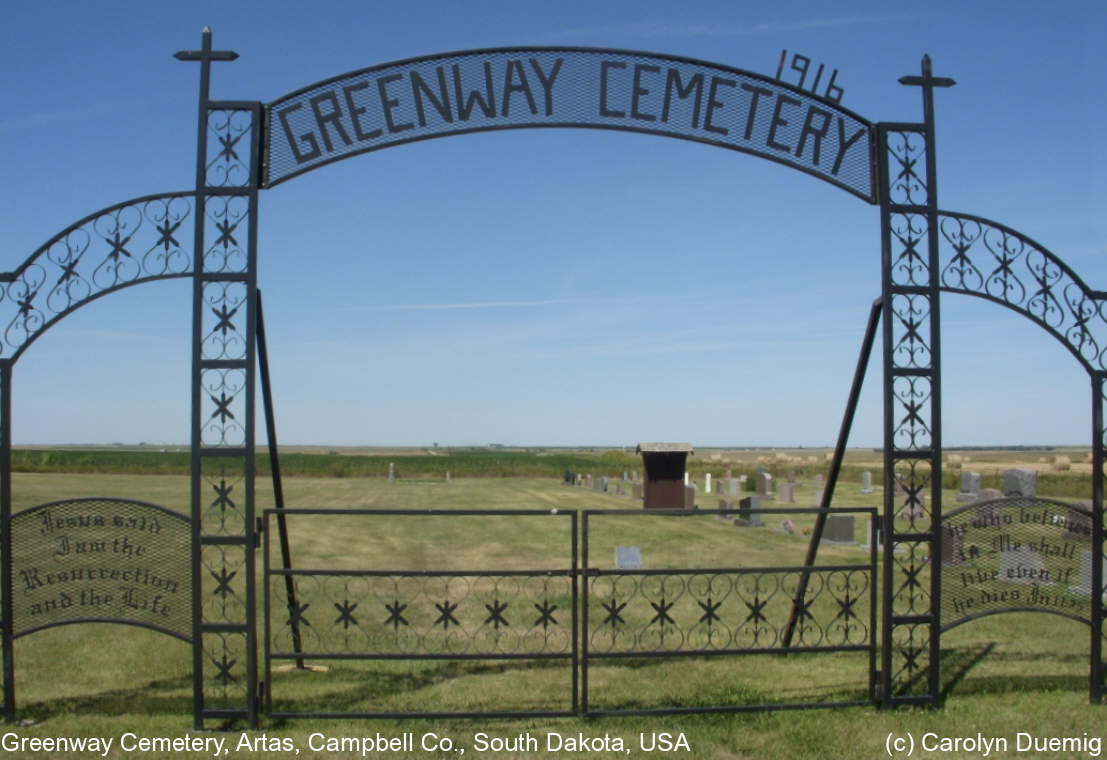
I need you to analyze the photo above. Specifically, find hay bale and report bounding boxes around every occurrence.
[1052,455,1071,471]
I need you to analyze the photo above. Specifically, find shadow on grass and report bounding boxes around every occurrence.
[939,642,1088,701]
[268,658,573,715]
[19,674,194,723]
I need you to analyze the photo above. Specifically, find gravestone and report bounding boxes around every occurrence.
[622,471,628,481]
[716,498,734,521]
[705,473,712,493]
[632,483,644,500]
[727,477,739,497]
[388,462,395,482]
[779,481,794,504]
[1003,468,1038,497]
[824,514,854,543]
[564,469,573,485]
[684,472,690,486]
[860,471,873,494]
[1063,507,1093,544]
[756,472,773,497]
[615,546,641,569]
[813,489,824,506]
[735,496,763,526]
[998,547,1049,585]
[615,482,626,497]
[684,484,696,509]
[957,471,981,502]
[941,524,963,565]
[976,487,1003,502]
[1072,551,1107,599]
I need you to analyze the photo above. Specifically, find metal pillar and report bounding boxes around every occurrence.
[0,361,12,721]
[877,56,953,707]
[178,28,260,728]
[1093,372,1105,703]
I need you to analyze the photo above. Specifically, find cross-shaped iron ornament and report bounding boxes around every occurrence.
[898,55,955,123]
[174,27,238,102]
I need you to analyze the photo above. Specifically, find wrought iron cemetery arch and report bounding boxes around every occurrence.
[0,29,1101,726]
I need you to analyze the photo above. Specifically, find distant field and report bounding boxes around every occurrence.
[10,445,1096,498]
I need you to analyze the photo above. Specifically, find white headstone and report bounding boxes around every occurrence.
[615,546,641,569]
[860,471,873,494]
[705,473,712,493]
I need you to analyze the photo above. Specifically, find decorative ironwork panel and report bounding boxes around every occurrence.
[269,572,573,657]
[202,282,249,360]
[937,211,1107,373]
[207,109,254,188]
[202,631,250,710]
[889,622,931,695]
[202,196,250,273]
[0,193,194,361]
[201,545,248,623]
[200,458,246,536]
[942,497,1098,630]
[264,47,876,200]
[9,498,191,640]
[200,369,247,447]
[585,568,871,655]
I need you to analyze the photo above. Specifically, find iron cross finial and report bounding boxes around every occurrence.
[173,26,238,69]
[898,55,955,92]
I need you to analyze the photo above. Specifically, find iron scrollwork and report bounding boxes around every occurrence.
[938,211,1107,372]
[2,193,194,361]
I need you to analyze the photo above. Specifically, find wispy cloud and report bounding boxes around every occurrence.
[546,14,919,42]
[366,298,575,312]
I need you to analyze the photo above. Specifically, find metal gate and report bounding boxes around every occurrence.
[581,508,877,714]
[263,508,578,718]
[263,505,876,717]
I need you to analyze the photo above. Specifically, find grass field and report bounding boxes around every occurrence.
[2,463,1105,759]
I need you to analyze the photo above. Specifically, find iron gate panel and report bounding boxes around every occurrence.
[581,508,877,715]
[263,508,578,718]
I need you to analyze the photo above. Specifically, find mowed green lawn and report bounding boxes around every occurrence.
[3,472,1103,759]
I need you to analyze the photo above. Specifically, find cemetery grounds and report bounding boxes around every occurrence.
[4,446,1102,759]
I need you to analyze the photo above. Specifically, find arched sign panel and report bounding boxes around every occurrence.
[264,47,876,201]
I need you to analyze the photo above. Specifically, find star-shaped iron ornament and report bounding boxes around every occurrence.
[484,599,509,630]
[287,601,310,629]
[213,653,237,686]
[211,302,240,335]
[216,129,242,165]
[384,599,408,630]
[833,590,858,624]
[155,216,182,252]
[697,596,722,626]
[17,287,40,317]
[743,595,768,626]
[56,255,83,285]
[210,392,236,423]
[649,597,675,627]
[210,566,237,598]
[334,599,359,629]
[214,217,239,250]
[210,478,235,512]
[105,230,134,262]
[901,643,922,674]
[601,598,626,629]
[434,600,459,630]
[533,599,558,629]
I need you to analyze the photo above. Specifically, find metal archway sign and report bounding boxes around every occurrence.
[0,29,1101,727]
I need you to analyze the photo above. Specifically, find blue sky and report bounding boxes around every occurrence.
[1,1,1104,447]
